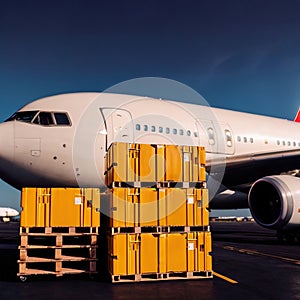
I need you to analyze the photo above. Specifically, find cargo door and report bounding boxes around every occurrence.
[196,119,218,154]
[196,120,235,155]
[100,108,134,150]
[220,123,235,155]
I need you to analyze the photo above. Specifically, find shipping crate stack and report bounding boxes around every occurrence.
[18,188,100,281]
[104,142,212,283]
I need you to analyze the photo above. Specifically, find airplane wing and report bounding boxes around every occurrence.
[209,149,300,210]
[220,149,300,189]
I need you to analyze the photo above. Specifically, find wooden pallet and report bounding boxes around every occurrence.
[20,226,99,234]
[111,270,213,283]
[20,232,98,248]
[110,225,210,235]
[18,227,99,281]
[19,246,97,260]
[18,261,97,278]
[109,181,206,189]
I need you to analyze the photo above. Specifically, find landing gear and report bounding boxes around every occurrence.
[277,230,300,244]
[19,275,28,282]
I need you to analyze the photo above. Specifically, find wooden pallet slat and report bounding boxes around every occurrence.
[18,226,99,279]
[20,226,99,235]
[110,225,210,235]
[109,181,206,189]
[110,271,213,283]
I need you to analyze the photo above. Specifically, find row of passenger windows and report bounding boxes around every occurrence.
[237,136,254,143]
[277,140,300,147]
[5,111,71,126]
[237,136,300,147]
[135,124,199,137]
[135,124,300,149]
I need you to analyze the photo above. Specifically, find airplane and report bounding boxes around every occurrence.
[0,207,19,222]
[0,92,300,242]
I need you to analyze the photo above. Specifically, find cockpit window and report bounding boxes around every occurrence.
[54,113,71,125]
[5,110,71,127]
[5,111,38,123]
[33,112,54,125]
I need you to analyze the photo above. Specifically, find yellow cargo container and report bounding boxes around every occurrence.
[108,233,167,275]
[180,145,206,182]
[161,188,209,227]
[108,232,212,277]
[108,187,209,228]
[165,145,182,182]
[167,232,212,273]
[105,142,206,186]
[109,188,164,227]
[105,143,139,186]
[20,188,100,227]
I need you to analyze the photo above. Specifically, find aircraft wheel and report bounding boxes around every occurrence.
[19,275,27,282]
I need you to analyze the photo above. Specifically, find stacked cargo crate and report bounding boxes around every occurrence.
[104,142,212,282]
[18,188,100,281]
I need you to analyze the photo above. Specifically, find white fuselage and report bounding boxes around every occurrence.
[0,207,19,218]
[0,92,299,191]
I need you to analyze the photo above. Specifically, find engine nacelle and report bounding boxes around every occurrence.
[248,175,300,230]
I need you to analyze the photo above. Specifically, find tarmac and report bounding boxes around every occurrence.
[0,221,299,300]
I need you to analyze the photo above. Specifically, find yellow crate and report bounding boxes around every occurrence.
[105,143,139,185]
[160,188,209,227]
[109,188,160,227]
[20,188,50,228]
[167,232,212,273]
[109,188,135,228]
[105,143,206,186]
[165,145,206,182]
[108,188,209,228]
[108,232,212,276]
[20,188,100,227]
[138,144,157,182]
[165,145,182,182]
[81,188,101,227]
[108,233,167,275]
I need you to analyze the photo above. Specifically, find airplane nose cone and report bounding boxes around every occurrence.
[10,208,19,216]
[0,122,14,178]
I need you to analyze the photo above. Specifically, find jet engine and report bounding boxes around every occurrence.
[248,175,300,231]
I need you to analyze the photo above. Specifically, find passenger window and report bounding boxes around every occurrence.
[194,131,199,138]
[136,124,141,131]
[288,141,291,146]
[225,130,232,147]
[144,125,148,131]
[277,140,280,145]
[187,130,191,136]
[173,128,177,135]
[33,112,54,126]
[283,141,286,146]
[293,142,296,146]
[54,113,71,125]
[151,126,156,132]
[243,137,247,143]
[250,138,254,143]
[159,127,163,133]
[166,127,170,134]
[237,136,241,142]
[179,129,184,135]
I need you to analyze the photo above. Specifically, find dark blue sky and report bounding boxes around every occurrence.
[1,0,300,214]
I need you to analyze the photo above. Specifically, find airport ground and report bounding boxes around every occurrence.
[0,221,299,300]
